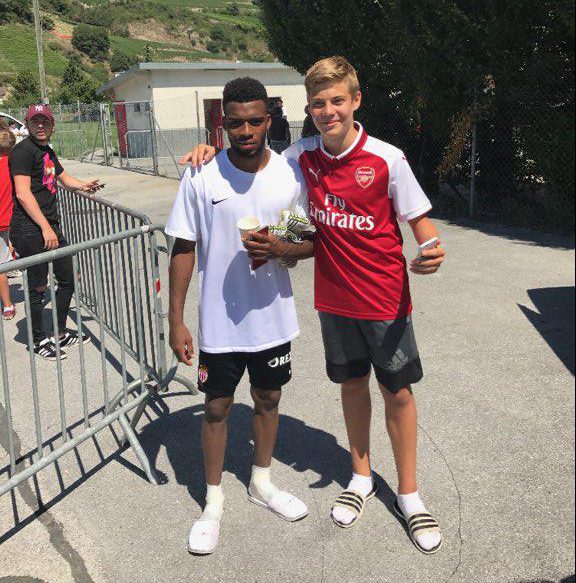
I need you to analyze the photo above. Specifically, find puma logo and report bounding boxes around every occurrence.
[308,167,321,183]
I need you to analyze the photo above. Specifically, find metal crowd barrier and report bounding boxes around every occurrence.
[59,187,198,447]
[0,198,197,498]
[58,187,168,385]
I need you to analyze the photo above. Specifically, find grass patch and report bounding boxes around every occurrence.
[110,35,222,61]
[203,11,263,29]
[83,0,234,7]
[52,120,102,159]
[147,0,232,7]
[0,24,68,76]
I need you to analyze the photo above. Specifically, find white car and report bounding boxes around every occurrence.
[0,112,28,142]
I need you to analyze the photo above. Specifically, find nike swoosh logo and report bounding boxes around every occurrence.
[212,196,231,206]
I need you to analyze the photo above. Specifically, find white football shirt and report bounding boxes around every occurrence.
[165,150,308,354]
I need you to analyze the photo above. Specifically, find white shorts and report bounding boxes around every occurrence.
[0,231,12,265]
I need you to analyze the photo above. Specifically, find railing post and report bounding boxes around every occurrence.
[469,85,479,220]
[148,101,159,176]
[469,119,478,220]
[100,103,113,167]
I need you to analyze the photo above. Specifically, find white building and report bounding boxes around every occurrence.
[97,62,307,158]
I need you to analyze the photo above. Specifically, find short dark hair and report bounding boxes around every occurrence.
[223,77,268,112]
[0,129,16,155]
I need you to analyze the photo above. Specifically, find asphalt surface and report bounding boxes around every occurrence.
[0,161,574,583]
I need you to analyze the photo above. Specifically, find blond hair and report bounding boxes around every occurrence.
[0,129,16,156]
[305,56,360,97]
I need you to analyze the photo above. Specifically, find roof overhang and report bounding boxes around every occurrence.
[97,62,294,95]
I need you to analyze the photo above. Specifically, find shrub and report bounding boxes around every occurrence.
[0,0,33,25]
[110,51,138,73]
[42,15,56,31]
[210,24,227,42]
[207,40,225,54]
[110,24,130,38]
[226,3,241,16]
[72,24,110,61]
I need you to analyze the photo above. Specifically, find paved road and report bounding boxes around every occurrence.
[0,161,574,583]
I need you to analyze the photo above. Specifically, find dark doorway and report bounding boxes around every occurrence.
[203,98,224,149]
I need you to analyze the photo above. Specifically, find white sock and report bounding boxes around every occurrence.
[332,473,374,526]
[250,465,281,503]
[397,491,442,551]
[200,484,224,522]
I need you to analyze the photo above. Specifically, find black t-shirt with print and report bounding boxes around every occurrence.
[9,136,64,234]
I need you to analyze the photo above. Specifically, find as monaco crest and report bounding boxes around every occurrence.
[356,167,376,189]
[198,365,209,385]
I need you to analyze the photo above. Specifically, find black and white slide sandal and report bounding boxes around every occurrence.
[331,483,379,529]
[393,501,443,555]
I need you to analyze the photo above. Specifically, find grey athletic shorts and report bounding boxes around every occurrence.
[0,231,11,265]
[319,312,424,392]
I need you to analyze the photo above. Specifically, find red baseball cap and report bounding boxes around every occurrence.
[25,104,55,122]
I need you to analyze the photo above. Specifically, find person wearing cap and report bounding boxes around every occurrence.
[9,104,103,360]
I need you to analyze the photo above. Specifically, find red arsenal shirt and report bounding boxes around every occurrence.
[284,123,432,321]
[0,156,14,231]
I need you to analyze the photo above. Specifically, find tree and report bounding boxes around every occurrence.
[72,24,110,61]
[44,0,73,17]
[5,68,41,108]
[56,56,100,103]
[210,24,228,42]
[110,51,139,73]
[143,43,155,62]
[0,0,32,25]
[259,0,575,230]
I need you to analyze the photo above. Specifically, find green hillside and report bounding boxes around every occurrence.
[0,0,271,106]
[0,24,68,76]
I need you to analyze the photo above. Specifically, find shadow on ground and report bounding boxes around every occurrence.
[138,401,398,512]
[519,287,575,375]
[434,214,575,250]
[517,576,575,583]
[1,396,402,546]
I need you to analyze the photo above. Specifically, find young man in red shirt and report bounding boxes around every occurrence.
[0,129,16,320]
[182,57,446,554]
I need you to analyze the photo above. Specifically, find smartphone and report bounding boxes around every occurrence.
[416,237,439,259]
[86,182,105,193]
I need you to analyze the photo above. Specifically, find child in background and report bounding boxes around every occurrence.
[0,129,16,320]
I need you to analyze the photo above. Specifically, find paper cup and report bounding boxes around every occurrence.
[237,216,261,238]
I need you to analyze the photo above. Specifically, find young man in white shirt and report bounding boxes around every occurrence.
[166,77,313,556]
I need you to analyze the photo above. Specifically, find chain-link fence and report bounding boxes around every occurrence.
[2,103,117,165]
[362,76,575,234]
[3,79,573,233]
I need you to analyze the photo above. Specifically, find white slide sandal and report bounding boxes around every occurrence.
[331,483,379,529]
[393,501,443,555]
[248,489,309,522]
[188,519,221,555]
